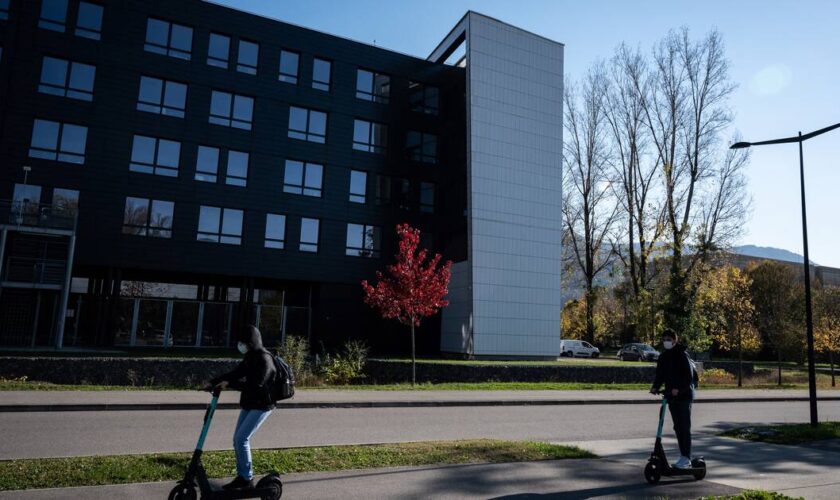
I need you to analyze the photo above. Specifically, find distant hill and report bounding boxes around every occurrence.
[733,245,817,266]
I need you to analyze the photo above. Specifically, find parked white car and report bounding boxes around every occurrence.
[560,339,600,358]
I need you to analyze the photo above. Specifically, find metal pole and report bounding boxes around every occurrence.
[55,233,76,349]
[798,132,819,427]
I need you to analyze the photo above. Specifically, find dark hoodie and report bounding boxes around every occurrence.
[651,343,695,400]
[211,325,276,411]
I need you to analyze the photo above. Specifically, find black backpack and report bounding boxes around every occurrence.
[270,355,295,402]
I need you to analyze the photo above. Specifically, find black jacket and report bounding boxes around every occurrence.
[651,344,695,400]
[211,326,276,411]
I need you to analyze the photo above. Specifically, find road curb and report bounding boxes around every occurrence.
[2,396,839,412]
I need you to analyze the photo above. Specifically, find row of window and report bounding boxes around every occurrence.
[10,181,382,257]
[34,58,439,160]
[27,118,437,211]
[10,2,441,114]
[123,197,381,257]
[144,17,439,114]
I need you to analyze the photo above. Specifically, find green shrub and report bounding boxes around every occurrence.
[700,367,735,384]
[317,340,370,385]
[275,337,369,386]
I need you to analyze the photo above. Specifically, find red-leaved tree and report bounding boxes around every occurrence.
[362,224,452,386]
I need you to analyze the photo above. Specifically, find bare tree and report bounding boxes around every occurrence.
[603,44,667,305]
[639,28,741,340]
[563,68,619,344]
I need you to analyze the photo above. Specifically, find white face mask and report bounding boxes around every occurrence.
[237,342,248,355]
[663,340,674,350]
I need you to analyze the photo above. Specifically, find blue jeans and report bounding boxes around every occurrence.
[233,409,272,480]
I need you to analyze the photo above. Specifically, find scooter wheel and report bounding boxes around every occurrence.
[167,482,197,500]
[692,459,707,480]
[644,461,661,484]
[256,473,283,499]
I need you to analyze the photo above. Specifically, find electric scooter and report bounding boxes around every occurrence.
[168,388,283,499]
[644,393,706,484]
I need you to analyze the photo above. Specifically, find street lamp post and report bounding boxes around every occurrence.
[731,122,840,428]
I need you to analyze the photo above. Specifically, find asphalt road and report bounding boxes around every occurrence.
[3,400,839,459]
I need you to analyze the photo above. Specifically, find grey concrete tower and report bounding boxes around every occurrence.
[430,12,564,358]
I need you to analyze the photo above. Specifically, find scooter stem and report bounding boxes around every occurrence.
[656,397,667,439]
[196,391,221,451]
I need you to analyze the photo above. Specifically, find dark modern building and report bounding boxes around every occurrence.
[0,1,564,357]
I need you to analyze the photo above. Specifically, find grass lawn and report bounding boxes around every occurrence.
[721,422,840,445]
[700,491,803,500]
[377,357,630,367]
[0,439,594,491]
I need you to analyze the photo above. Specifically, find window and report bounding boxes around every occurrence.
[288,107,326,143]
[209,91,253,130]
[195,146,219,182]
[409,82,439,115]
[356,69,390,104]
[375,175,391,206]
[346,224,381,258]
[76,2,103,40]
[144,18,192,60]
[207,33,230,68]
[129,135,180,177]
[278,50,299,84]
[198,206,243,245]
[395,178,412,210]
[137,76,187,118]
[52,188,79,215]
[299,218,319,253]
[29,119,87,164]
[0,0,8,20]
[122,197,174,238]
[237,39,259,74]
[406,131,438,164]
[312,58,331,91]
[349,170,367,203]
[39,57,95,101]
[13,183,42,220]
[420,182,435,213]
[13,183,42,205]
[39,0,68,32]
[225,151,249,187]
[353,119,387,153]
[283,160,323,197]
[264,214,286,249]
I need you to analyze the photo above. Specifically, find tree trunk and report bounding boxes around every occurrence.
[410,320,416,387]
[737,328,743,388]
[777,351,783,387]
[585,289,596,344]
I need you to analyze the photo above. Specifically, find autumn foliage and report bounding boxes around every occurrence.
[362,224,452,385]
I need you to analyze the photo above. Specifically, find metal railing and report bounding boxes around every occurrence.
[3,256,67,285]
[0,200,77,231]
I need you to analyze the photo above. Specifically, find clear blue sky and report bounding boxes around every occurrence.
[215,0,840,267]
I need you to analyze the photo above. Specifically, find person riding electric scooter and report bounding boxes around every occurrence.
[205,325,277,490]
[649,329,697,469]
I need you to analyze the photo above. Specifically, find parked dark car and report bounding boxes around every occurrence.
[617,343,660,362]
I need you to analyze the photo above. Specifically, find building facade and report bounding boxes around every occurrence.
[0,1,563,357]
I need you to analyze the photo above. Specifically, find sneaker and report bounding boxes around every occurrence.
[222,476,254,490]
[673,456,692,469]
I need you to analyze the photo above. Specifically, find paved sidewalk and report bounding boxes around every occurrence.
[2,388,839,411]
[0,459,740,499]
[564,435,840,500]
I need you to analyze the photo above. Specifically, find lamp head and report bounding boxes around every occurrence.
[730,142,752,149]
[22,166,32,172]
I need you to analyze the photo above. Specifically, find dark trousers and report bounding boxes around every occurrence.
[668,398,692,457]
